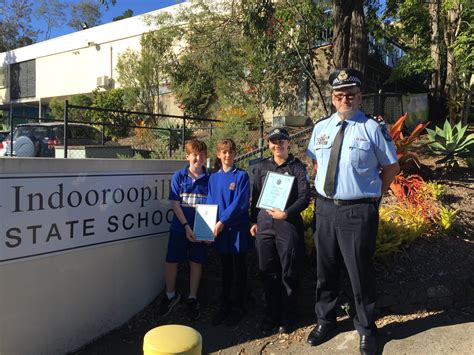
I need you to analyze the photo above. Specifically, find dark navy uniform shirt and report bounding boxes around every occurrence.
[250,154,310,226]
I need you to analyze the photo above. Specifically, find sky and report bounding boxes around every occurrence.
[35,0,183,41]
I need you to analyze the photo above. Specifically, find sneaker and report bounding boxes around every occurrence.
[211,307,230,326]
[157,292,181,317]
[186,298,200,321]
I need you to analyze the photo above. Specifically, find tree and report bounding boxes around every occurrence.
[113,9,133,22]
[332,0,368,73]
[147,0,331,119]
[383,0,473,124]
[98,0,116,10]
[68,0,102,30]
[0,0,38,51]
[116,29,176,123]
[34,0,67,40]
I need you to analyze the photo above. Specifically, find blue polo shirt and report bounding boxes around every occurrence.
[168,165,209,232]
[207,166,252,254]
[306,110,398,199]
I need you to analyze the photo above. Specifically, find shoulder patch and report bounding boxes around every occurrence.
[313,115,331,125]
[366,114,393,142]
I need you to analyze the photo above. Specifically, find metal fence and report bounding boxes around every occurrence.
[1,102,273,160]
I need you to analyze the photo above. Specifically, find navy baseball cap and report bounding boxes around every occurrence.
[268,128,290,141]
[329,68,363,89]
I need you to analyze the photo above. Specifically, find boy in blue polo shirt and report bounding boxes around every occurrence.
[158,139,209,321]
[207,139,253,326]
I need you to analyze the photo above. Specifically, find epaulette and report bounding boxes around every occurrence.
[313,115,331,125]
[366,113,385,125]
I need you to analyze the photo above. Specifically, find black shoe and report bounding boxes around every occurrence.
[224,308,245,327]
[186,298,200,321]
[278,319,293,334]
[260,315,279,333]
[211,307,230,326]
[157,292,181,317]
[307,323,337,346]
[359,334,377,355]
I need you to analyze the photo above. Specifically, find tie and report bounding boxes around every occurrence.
[323,120,347,197]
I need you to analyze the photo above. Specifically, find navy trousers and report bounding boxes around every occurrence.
[256,217,304,321]
[314,198,379,336]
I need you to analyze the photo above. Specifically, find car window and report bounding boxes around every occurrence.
[14,127,33,139]
[32,127,49,140]
[0,132,8,141]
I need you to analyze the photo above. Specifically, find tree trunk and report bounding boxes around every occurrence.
[444,1,461,124]
[332,0,367,74]
[332,0,352,68]
[348,0,367,75]
[429,0,442,99]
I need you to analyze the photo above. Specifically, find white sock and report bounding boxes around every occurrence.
[188,295,197,300]
[166,291,175,300]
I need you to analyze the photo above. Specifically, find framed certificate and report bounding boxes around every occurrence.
[193,204,218,241]
[256,171,295,211]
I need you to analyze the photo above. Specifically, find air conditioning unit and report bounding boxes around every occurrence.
[96,75,109,88]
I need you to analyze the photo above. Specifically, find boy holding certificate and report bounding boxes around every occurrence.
[207,139,253,326]
[158,139,209,321]
[250,128,310,334]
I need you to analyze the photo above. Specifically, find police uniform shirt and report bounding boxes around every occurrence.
[250,154,310,224]
[207,166,252,253]
[168,165,210,232]
[306,110,398,200]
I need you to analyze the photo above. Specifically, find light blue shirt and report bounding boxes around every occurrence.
[306,110,398,199]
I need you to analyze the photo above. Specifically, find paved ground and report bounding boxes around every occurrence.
[73,291,473,355]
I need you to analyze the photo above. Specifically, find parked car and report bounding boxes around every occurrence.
[0,131,10,156]
[6,122,103,157]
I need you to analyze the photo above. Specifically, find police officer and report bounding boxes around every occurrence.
[305,68,399,355]
[250,128,310,334]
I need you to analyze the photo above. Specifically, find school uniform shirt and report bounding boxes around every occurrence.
[306,110,398,200]
[168,165,209,232]
[207,166,253,254]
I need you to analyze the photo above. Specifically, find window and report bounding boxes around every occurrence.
[10,60,36,99]
[0,66,8,88]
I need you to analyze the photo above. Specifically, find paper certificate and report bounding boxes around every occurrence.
[193,204,218,241]
[256,171,295,211]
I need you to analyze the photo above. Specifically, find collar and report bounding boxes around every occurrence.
[270,153,295,166]
[334,110,364,127]
[219,165,238,174]
[184,165,208,178]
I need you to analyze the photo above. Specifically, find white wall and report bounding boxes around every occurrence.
[0,158,184,355]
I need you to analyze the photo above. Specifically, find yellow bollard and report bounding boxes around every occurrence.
[143,324,202,355]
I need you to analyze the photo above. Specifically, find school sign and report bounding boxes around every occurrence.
[1,172,173,263]
[0,158,183,355]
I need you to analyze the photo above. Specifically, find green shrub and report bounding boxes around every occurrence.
[426,119,474,169]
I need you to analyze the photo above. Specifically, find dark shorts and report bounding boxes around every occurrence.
[165,230,207,264]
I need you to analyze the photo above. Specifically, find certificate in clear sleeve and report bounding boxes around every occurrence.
[256,171,295,211]
[193,204,218,241]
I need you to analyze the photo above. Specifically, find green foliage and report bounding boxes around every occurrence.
[149,0,329,120]
[301,202,315,256]
[90,88,131,139]
[380,174,457,259]
[116,29,176,121]
[0,0,38,51]
[426,119,474,168]
[68,0,102,30]
[48,94,93,121]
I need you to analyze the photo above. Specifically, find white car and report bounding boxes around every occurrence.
[0,132,10,157]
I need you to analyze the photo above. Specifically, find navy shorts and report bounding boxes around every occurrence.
[165,229,207,264]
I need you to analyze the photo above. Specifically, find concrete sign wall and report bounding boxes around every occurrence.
[0,158,183,355]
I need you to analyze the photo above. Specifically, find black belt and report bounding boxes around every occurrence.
[316,193,379,206]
